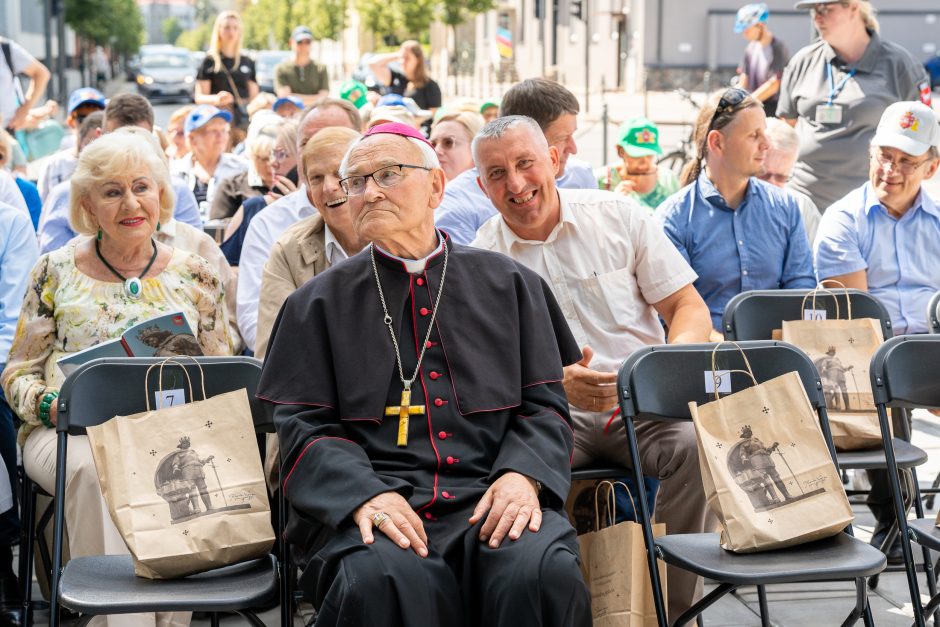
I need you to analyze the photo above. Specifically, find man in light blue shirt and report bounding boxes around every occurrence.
[814,100,940,562]
[815,101,940,336]
[656,88,815,331]
[0,200,38,614]
[436,79,597,244]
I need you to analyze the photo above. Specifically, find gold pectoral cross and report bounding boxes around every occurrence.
[385,388,425,447]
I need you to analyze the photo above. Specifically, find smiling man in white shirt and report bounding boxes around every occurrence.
[471,115,713,625]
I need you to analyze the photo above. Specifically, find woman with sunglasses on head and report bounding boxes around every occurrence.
[776,0,931,210]
[655,88,816,337]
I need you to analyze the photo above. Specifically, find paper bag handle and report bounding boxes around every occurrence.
[144,356,208,410]
[800,280,853,320]
[710,341,758,401]
[593,480,639,530]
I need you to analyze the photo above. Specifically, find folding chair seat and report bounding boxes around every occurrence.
[871,335,940,626]
[617,341,886,627]
[722,289,931,562]
[49,357,281,626]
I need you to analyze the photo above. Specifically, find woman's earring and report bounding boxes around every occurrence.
[156,221,161,232]
[96,227,102,241]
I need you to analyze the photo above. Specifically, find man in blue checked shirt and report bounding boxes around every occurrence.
[655,87,815,333]
[0,199,38,624]
[814,101,940,563]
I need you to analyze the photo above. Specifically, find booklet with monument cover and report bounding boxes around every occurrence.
[57,312,202,377]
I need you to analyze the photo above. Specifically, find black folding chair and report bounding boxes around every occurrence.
[871,335,940,627]
[927,291,940,335]
[722,289,931,569]
[48,357,280,627]
[617,341,885,627]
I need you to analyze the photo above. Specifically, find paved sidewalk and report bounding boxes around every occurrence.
[30,409,940,626]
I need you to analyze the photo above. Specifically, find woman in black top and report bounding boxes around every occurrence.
[195,11,259,134]
[369,40,442,115]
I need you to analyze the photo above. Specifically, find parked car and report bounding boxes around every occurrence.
[254,50,292,93]
[136,46,196,103]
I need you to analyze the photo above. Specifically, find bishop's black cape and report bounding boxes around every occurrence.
[256,237,583,560]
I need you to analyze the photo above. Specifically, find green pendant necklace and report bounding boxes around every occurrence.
[95,238,158,300]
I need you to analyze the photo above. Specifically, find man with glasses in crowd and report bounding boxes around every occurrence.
[656,87,815,335]
[258,121,590,625]
[274,26,329,108]
[761,118,821,243]
[814,101,940,562]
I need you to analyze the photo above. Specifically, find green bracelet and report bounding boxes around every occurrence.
[38,391,58,428]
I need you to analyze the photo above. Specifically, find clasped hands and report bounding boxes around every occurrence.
[352,471,540,557]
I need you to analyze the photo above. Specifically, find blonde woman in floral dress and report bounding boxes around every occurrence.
[1,129,232,627]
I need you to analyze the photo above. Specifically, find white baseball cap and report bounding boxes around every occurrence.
[871,101,940,157]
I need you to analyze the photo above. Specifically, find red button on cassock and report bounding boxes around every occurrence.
[420,307,430,316]
[441,491,451,498]
[424,512,434,520]
[425,341,434,349]
[434,398,444,407]
[416,277,425,286]
[438,431,448,440]
[446,456,458,464]
[429,371,441,380]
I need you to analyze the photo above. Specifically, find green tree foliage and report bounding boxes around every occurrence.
[175,21,213,51]
[395,0,436,38]
[355,0,400,46]
[64,0,144,54]
[162,16,184,45]
[309,0,348,42]
[440,0,495,29]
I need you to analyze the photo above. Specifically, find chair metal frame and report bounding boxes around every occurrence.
[617,341,886,627]
[871,334,940,627]
[721,289,933,575]
[927,291,940,335]
[48,356,280,626]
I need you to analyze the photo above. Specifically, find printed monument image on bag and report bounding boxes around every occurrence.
[155,435,253,523]
[726,424,826,513]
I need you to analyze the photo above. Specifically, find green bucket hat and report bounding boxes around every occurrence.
[340,80,369,109]
[617,117,662,157]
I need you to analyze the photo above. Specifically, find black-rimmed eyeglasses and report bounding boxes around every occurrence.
[340,164,431,195]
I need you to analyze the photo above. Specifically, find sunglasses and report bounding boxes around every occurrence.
[811,2,849,17]
[706,88,748,133]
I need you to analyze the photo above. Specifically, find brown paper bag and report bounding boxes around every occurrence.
[781,286,886,451]
[87,359,275,578]
[578,481,666,627]
[690,345,854,553]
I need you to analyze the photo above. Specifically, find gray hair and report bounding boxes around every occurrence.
[339,135,440,178]
[765,117,800,155]
[471,115,548,165]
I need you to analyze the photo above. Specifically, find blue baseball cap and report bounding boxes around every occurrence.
[67,87,106,115]
[273,96,304,113]
[734,3,769,33]
[184,104,232,135]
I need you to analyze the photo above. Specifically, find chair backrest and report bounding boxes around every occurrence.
[871,335,940,409]
[56,356,269,435]
[927,291,940,335]
[618,340,827,420]
[722,289,893,341]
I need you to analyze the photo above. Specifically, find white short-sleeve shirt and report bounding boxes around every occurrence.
[0,39,36,124]
[472,187,697,374]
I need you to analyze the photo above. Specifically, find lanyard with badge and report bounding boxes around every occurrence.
[816,63,855,125]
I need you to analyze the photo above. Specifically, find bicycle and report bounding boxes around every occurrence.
[657,88,702,179]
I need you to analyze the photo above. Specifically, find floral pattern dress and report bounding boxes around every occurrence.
[1,244,234,445]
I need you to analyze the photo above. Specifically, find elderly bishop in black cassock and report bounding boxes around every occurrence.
[257,122,591,626]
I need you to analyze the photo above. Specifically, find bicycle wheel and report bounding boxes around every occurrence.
[658,151,688,179]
